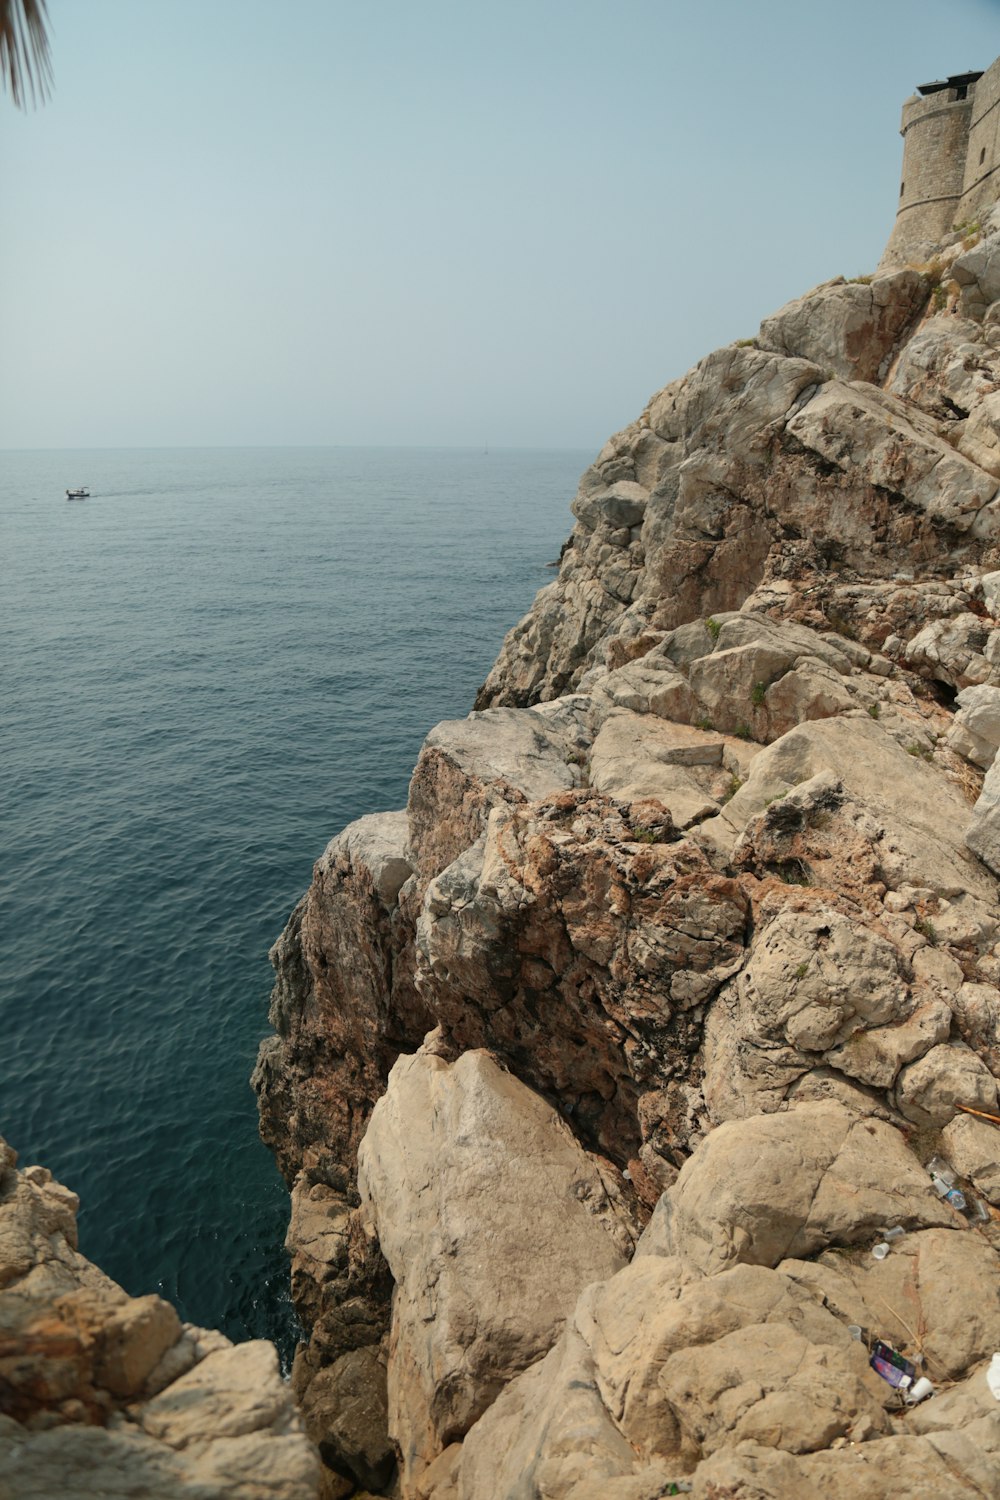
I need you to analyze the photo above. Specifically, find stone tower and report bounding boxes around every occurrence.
[881,57,1000,268]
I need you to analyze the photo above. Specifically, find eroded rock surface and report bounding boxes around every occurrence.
[255,203,1000,1497]
[0,1140,320,1500]
[358,1047,635,1487]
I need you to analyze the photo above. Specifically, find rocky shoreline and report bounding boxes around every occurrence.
[6,207,1000,1500]
[255,207,1000,1496]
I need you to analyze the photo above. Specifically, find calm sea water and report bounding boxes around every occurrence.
[0,446,584,1359]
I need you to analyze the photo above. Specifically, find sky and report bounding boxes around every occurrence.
[2,0,999,451]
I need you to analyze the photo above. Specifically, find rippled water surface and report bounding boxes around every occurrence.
[0,446,584,1356]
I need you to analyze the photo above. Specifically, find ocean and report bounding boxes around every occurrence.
[0,445,585,1359]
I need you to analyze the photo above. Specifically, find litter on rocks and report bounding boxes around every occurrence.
[870,1339,917,1391]
[925,1154,992,1220]
[872,1224,906,1257]
[988,1354,1000,1402]
[927,1155,967,1210]
[904,1376,935,1405]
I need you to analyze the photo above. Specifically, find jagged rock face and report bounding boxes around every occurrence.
[415,792,747,1160]
[477,222,1000,711]
[255,205,1000,1498]
[0,1139,320,1499]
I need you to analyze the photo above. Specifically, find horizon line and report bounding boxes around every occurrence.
[0,441,597,455]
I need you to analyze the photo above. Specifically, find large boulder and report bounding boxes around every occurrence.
[357,1047,635,1489]
[639,1103,955,1273]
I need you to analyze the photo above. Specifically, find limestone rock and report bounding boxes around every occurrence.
[941,1113,1000,1204]
[952,231,1000,318]
[737,905,906,1052]
[254,194,1000,1500]
[757,271,928,383]
[414,790,747,1160]
[0,1142,320,1499]
[945,684,1000,768]
[296,1347,393,1492]
[640,1103,955,1273]
[688,1433,999,1500]
[894,1041,1000,1126]
[357,1048,635,1487]
[408,707,583,883]
[447,1256,893,1497]
[779,1228,1000,1383]
[785,380,999,533]
[968,754,1000,875]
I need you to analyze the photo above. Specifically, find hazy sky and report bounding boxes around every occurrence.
[3,0,999,450]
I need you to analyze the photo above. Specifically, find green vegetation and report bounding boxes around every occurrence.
[867,703,880,720]
[735,722,752,740]
[794,961,810,980]
[751,681,767,708]
[734,337,756,348]
[915,917,938,946]
[706,616,722,642]
[952,218,982,249]
[847,274,874,285]
[721,775,743,804]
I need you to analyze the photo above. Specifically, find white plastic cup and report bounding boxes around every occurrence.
[905,1376,934,1404]
[872,1242,890,1260]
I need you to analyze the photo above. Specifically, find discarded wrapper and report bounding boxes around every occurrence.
[988,1353,1000,1401]
[871,1339,916,1390]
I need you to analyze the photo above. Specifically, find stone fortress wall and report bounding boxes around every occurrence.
[882,54,1000,266]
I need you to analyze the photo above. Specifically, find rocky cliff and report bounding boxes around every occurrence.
[0,1138,321,1499]
[254,206,1000,1498]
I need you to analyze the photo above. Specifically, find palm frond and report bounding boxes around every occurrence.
[0,0,52,109]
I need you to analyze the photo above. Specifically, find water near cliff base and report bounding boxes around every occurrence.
[1,446,584,1359]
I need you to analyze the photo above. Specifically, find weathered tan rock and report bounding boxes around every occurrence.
[738,905,906,1052]
[357,1048,635,1487]
[414,790,747,1159]
[952,231,1000,318]
[688,1432,1000,1500]
[894,1041,1000,1126]
[968,754,1000,875]
[718,716,997,919]
[779,1228,1000,1383]
[786,380,999,533]
[640,1103,955,1273]
[824,996,952,1089]
[408,707,584,883]
[254,196,1000,1500]
[447,1255,893,1498]
[946,684,1000,768]
[758,271,928,383]
[941,1113,1000,1204]
[0,1142,320,1499]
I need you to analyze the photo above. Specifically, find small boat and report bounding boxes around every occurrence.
[66,487,90,500]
